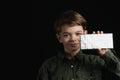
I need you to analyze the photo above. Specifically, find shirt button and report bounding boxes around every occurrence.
[71,65,74,68]
[71,78,74,80]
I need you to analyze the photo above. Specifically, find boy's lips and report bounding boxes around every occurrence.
[69,43,79,46]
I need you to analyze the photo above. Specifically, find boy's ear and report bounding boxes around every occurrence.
[56,34,62,43]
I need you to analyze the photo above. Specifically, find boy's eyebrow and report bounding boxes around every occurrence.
[62,31,82,34]
[76,31,82,32]
[62,32,70,34]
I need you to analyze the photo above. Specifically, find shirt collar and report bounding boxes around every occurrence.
[57,50,84,62]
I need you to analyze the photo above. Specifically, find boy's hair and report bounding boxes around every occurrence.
[54,10,87,34]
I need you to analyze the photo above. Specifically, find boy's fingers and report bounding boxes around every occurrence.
[84,30,88,34]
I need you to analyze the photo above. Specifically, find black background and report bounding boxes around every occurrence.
[32,0,120,80]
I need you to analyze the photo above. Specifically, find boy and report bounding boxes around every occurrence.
[37,10,120,80]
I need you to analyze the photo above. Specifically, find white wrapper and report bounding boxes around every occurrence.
[80,33,113,49]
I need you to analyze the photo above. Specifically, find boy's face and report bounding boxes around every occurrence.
[57,25,85,54]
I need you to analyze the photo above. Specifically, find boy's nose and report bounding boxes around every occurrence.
[70,35,77,41]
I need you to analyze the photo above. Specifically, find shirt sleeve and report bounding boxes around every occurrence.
[36,62,49,80]
[100,49,120,78]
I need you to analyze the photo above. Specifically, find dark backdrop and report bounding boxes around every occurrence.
[32,0,120,80]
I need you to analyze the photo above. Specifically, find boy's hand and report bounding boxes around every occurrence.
[93,31,109,55]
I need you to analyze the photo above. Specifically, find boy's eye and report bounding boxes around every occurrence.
[63,34,69,37]
[76,33,82,35]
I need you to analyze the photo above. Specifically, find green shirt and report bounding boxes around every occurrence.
[37,50,120,80]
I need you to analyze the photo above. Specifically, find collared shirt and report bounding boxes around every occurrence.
[37,50,120,80]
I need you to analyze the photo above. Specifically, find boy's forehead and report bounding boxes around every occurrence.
[61,25,84,32]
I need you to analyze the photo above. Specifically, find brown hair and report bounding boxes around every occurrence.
[54,10,87,34]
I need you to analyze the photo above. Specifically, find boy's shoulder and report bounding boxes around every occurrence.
[40,55,58,67]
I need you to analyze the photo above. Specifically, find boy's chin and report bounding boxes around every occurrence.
[71,47,80,50]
